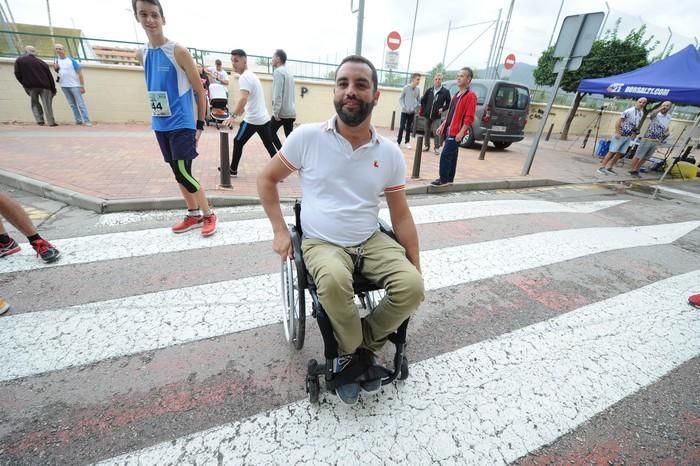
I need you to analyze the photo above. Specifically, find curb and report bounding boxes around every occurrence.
[2,168,570,213]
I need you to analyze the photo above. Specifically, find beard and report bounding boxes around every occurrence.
[334,97,374,127]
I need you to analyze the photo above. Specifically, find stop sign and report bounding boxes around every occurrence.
[504,53,516,70]
[387,31,402,51]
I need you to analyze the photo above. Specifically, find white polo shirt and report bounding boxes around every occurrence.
[279,116,406,246]
[238,69,269,125]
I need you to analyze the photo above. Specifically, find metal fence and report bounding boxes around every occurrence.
[1,30,413,87]
[529,87,699,120]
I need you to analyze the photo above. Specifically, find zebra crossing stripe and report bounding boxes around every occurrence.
[0,200,626,275]
[95,270,700,465]
[1,220,695,383]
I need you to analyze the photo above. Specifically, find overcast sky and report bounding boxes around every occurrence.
[6,0,698,72]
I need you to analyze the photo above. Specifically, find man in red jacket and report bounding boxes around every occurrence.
[431,67,477,186]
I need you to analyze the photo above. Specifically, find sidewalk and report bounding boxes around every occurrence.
[0,122,658,212]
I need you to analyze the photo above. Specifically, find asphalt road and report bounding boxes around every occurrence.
[1,179,699,465]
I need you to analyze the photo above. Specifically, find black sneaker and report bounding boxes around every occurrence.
[30,239,61,263]
[430,178,448,186]
[217,167,237,177]
[360,354,382,394]
[0,237,21,258]
[333,355,360,405]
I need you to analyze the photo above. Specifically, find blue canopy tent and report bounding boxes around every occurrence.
[577,45,700,105]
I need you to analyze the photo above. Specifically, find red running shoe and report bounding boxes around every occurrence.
[689,294,700,309]
[201,213,217,237]
[0,237,21,258]
[30,239,61,263]
[172,215,203,233]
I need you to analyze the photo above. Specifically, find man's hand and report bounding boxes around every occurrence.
[273,115,281,121]
[80,86,85,94]
[223,114,237,128]
[272,228,293,259]
[195,129,202,145]
[436,123,445,136]
[615,132,622,138]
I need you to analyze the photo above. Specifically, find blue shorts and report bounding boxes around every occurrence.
[155,129,198,162]
[634,140,658,161]
[609,135,632,154]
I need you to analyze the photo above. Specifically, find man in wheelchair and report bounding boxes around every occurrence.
[257,55,424,405]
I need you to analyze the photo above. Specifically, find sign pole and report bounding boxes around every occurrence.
[405,0,419,78]
[521,57,569,175]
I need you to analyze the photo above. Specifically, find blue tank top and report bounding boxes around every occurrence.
[143,40,195,131]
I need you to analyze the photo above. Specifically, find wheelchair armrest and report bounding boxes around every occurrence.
[378,218,397,241]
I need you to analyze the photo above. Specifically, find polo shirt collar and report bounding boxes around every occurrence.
[324,115,381,145]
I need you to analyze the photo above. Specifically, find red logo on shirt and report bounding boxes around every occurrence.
[373,160,379,168]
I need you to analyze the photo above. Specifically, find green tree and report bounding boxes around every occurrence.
[424,63,459,88]
[533,20,658,140]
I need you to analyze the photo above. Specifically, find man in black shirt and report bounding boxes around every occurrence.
[14,46,58,126]
[420,73,451,154]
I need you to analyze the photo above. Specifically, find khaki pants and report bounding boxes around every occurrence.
[301,231,424,354]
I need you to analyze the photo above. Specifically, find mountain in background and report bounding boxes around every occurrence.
[475,63,537,86]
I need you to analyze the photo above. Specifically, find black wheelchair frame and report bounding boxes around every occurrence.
[281,202,410,403]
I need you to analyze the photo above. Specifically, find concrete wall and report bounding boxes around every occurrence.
[527,103,695,140]
[3,58,693,137]
[1,58,403,126]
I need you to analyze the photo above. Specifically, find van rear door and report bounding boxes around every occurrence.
[490,83,530,135]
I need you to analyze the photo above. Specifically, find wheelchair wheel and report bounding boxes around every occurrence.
[281,257,306,350]
[306,359,320,403]
[399,356,409,380]
[364,289,386,312]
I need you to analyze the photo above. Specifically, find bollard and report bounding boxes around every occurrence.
[581,129,592,149]
[478,130,491,160]
[219,131,232,188]
[411,135,424,179]
[545,123,554,141]
[390,111,396,131]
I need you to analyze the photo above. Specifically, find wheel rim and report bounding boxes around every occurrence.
[280,258,295,343]
[365,289,386,312]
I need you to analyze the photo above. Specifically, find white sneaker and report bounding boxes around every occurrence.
[84,122,93,127]
[404,143,412,150]
[596,167,608,175]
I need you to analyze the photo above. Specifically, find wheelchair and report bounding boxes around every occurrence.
[281,202,410,403]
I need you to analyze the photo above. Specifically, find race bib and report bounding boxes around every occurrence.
[148,91,171,117]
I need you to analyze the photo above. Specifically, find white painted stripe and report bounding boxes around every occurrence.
[96,270,700,465]
[651,185,700,200]
[0,200,625,275]
[386,199,627,225]
[96,205,266,227]
[1,220,695,382]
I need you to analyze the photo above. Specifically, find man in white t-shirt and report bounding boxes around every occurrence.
[53,43,91,126]
[629,100,673,177]
[206,59,229,86]
[257,55,424,405]
[597,97,647,175]
[222,49,277,177]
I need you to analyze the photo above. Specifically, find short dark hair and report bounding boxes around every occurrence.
[132,0,164,18]
[336,55,378,92]
[231,49,247,59]
[215,59,222,66]
[411,73,421,81]
[274,49,287,64]
[461,67,474,79]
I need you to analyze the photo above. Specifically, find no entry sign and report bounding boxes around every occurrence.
[387,31,402,51]
[504,53,516,70]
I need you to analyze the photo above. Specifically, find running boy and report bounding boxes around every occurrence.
[133,0,217,236]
